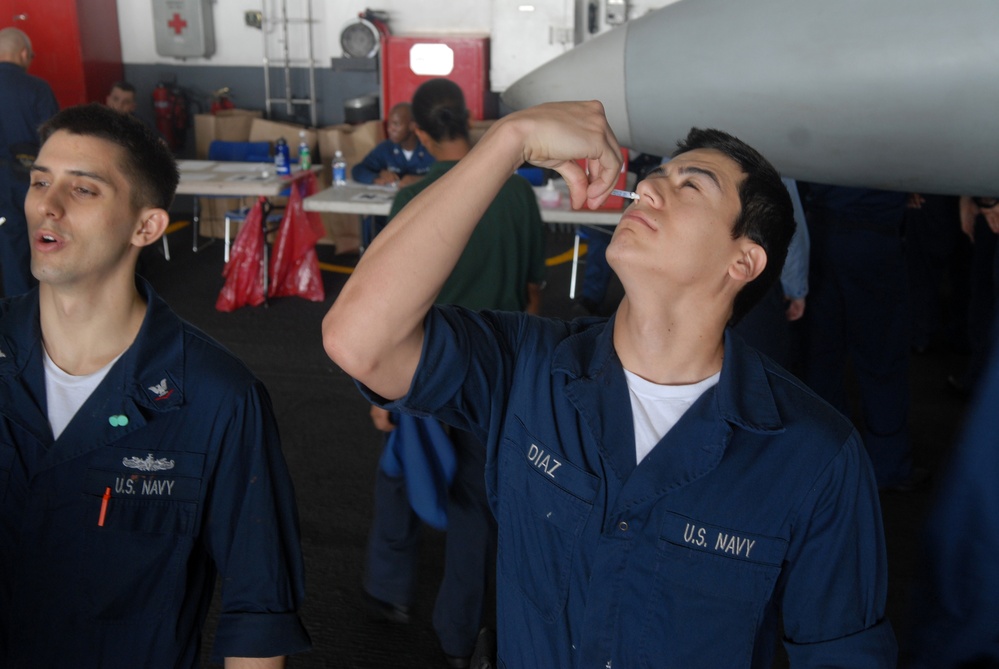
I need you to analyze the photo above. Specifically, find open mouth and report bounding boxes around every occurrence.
[34,231,63,248]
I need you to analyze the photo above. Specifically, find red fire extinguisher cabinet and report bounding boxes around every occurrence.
[381,34,492,121]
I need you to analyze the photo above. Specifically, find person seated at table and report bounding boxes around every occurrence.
[351,102,435,247]
[352,102,435,187]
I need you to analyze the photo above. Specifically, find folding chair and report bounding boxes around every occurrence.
[200,141,284,262]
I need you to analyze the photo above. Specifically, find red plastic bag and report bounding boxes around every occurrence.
[268,172,325,302]
[215,197,266,312]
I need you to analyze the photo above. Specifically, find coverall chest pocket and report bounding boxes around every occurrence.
[639,511,787,668]
[497,424,598,623]
[81,450,203,622]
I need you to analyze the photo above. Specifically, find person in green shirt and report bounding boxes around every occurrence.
[364,78,545,669]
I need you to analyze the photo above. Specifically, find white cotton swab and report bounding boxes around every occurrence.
[611,189,639,201]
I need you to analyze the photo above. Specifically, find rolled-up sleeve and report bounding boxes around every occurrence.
[204,381,311,661]
[358,306,526,447]
[780,433,897,667]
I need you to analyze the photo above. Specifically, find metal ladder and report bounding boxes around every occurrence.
[262,0,318,127]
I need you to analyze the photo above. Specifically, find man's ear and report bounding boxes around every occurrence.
[729,241,767,284]
[132,209,170,248]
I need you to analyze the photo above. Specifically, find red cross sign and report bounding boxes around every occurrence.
[168,13,188,35]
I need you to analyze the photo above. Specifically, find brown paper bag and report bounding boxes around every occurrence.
[248,118,318,159]
[194,109,263,159]
[316,120,384,167]
[314,121,385,251]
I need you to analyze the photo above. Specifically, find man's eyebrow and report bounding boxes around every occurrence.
[644,163,722,191]
[677,164,721,190]
[29,164,113,186]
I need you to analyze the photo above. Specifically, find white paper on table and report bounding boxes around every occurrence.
[178,172,217,182]
[212,163,270,173]
[351,192,394,203]
[177,160,216,170]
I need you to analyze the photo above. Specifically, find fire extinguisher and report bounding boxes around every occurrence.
[211,87,236,114]
[152,82,189,152]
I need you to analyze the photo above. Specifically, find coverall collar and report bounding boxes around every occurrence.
[552,314,785,506]
[0,277,186,471]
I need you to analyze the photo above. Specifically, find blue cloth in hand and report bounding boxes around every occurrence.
[379,414,456,530]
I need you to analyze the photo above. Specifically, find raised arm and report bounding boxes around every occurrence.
[322,101,623,400]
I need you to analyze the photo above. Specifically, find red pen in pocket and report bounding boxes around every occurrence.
[98,487,110,527]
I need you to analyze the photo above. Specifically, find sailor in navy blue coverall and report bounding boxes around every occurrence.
[351,103,434,247]
[802,184,914,488]
[0,28,59,297]
[350,104,434,186]
[324,101,896,668]
[369,308,892,668]
[0,104,310,668]
[906,322,999,667]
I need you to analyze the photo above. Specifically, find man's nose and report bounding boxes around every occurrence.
[634,179,662,208]
[30,186,64,220]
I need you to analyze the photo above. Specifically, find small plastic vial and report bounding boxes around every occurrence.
[539,179,562,208]
[332,150,347,186]
[275,137,291,176]
[298,130,312,171]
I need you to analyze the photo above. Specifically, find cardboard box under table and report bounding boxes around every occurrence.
[314,120,384,253]
[191,113,318,243]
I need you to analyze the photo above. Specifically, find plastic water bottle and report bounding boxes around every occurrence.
[275,137,291,176]
[298,130,311,171]
[332,150,347,186]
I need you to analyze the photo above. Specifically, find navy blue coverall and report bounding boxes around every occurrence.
[0,279,310,668]
[364,307,897,668]
[0,61,58,297]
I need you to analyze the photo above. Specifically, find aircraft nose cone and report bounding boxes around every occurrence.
[502,24,633,148]
[500,0,999,195]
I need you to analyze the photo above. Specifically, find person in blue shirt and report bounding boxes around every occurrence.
[352,102,434,187]
[0,27,59,298]
[323,101,895,667]
[801,183,919,490]
[905,312,999,668]
[364,79,545,669]
[949,194,999,395]
[734,176,810,368]
[351,102,435,247]
[0,104,310,668]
